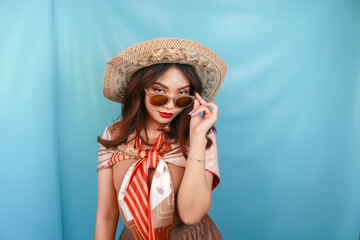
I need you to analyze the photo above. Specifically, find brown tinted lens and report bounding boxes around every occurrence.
[176,97,193,108]
[150,95,168,106]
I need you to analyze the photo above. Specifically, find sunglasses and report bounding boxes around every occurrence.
[144,88,196,108]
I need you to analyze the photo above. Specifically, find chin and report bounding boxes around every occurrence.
[157,118,173,124]
[155,114,176,125]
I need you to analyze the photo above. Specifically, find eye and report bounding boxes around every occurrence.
[179,90,189,95]
[153,88,164,93]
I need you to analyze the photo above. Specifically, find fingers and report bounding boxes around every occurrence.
[192,96,200,110]
[189,92,218,117]
[190,92,202,113]
[189,105,211,116]
[205,102,218,117]
[195,92,208,105]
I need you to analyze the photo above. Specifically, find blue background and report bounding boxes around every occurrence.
[0,0,359,239]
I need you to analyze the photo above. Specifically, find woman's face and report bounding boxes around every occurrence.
[144,66,191,129]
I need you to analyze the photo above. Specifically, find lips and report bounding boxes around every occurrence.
[159,111,173,118]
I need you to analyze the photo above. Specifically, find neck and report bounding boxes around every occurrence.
[145,115,168,133]
[143,116,167,141]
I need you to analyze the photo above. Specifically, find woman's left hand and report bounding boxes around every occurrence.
[188,92,218,137]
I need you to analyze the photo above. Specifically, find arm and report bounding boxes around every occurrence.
[94,167,119,240]
[177,92,218,225]
[177,134,214,225]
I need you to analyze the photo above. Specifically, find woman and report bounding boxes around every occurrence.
[95,37,227,240]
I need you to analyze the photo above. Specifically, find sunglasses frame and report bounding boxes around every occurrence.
[144,88,196,108]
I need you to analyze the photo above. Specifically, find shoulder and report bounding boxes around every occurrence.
[101,119,124,141]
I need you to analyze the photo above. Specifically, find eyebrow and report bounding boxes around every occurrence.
[153,82,190,90]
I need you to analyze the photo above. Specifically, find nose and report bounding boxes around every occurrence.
[164,96,176,109]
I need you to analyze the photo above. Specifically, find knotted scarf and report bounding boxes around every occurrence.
[118,130,174,240]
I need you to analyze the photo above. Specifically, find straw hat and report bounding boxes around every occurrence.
[102,37,227,103]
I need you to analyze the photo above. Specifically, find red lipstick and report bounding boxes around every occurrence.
[159,112,173,118]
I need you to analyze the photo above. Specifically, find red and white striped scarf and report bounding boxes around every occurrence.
[118,130,174,240]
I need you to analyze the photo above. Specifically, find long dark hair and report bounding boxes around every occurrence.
[97,63,216,159]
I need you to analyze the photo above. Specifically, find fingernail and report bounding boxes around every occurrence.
[191,112,196,116]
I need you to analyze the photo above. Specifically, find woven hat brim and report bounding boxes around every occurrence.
[103,37,227,103]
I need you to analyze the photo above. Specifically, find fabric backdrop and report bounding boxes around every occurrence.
[0,0,359,239]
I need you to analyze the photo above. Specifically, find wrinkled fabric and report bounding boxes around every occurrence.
[119,213,222,240]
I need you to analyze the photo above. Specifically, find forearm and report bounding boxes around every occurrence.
[94,214,118,240]
[177,134,212,224]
